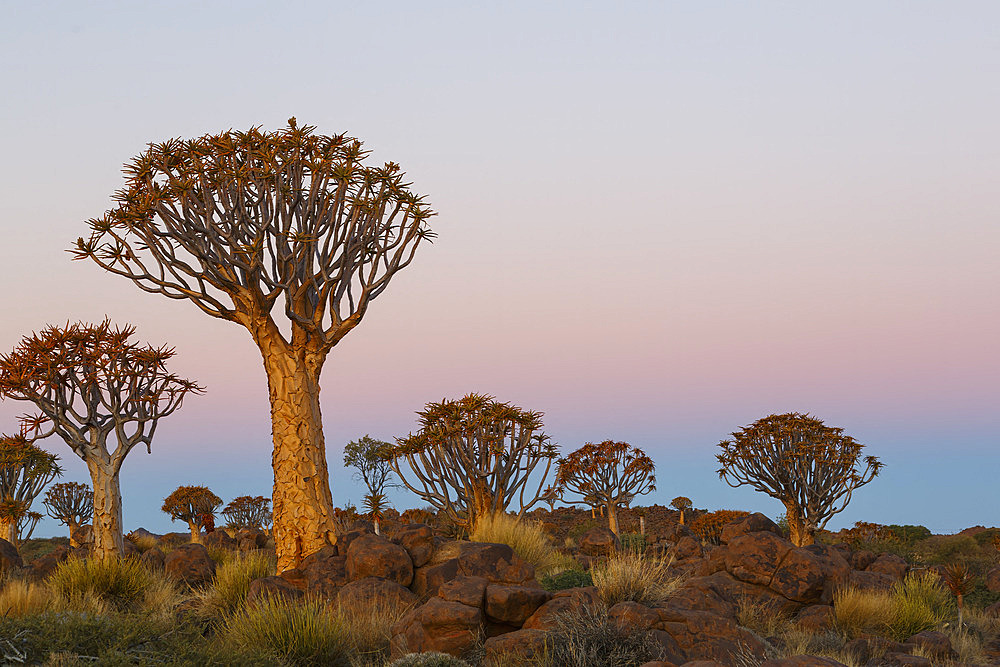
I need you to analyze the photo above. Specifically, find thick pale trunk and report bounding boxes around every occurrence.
[68,520,80,548]
[188,522,202,543]
[0,517,16,546]
[607,503,619,536]
[260,339,337,572]
[639,516,646,536]
[679,510,685,525]
[374,518,381,536]
[88,460,124,560]
[784,502,813,547]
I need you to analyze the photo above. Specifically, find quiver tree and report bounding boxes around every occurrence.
[72,120,434,571]
[343,435,395,534]
[670,496,692,525]
[541,484,560,512]
[0,322,202,559]
[221,495,272,531]
[555,441,655,535]
[716,412,883,547]
[389,393,557,530]
[44,482,94,547]
[162,485,222,542]
[0,433,62,545]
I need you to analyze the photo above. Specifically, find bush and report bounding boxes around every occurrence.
[889,525,932,544]
[47,557,176,613]
[541,569,593,591]
[972,527,1000,548]
[546,604,661,666]
[0,578,51,617]
[591,550,684,607]
[198,550,276,616]
[335,589,416,663]
[389,652,470,666]
[619,532,646,554]
[914,535,982,565]
[834,572,949,641]
[221,595,351,666]
[470,513,561,574]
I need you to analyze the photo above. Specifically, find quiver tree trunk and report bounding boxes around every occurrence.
[188,521,201,543]
[67,520,80,548]
[784,502,814,547]
[87,459,124,560]
[0,517,15,545]
[607,503,619,536]
[259,334,337,573]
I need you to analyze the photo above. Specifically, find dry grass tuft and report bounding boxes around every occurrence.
[591,550,685,607]
[335,594,415,664]
[197,550,276,617]
[471,513,562,575]
[834,571,949,641]
[735,597,793,637]
[0,578,51,617]
[47,557,179,615]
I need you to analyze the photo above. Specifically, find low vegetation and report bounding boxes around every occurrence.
[470,513,565,575]
[591,550,684,607]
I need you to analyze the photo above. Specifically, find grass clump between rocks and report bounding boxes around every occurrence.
[591,550,684,607]
[834,571,950,641]
[47,556,179,614]
[544,604,662,666]
[197,549,276,616]
[470,513,562,575]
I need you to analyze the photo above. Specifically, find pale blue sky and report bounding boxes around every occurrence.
[1,2,997,536]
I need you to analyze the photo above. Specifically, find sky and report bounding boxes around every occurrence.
[0,1,997,538]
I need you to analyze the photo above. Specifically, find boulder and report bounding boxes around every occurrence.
[769,543,850,604]
[673,536,703,561]
[164,543,216,587]
[986,566,1000,593]
[438,576,488,608]
[578,526,619,557]
[235,528,268,551]
[866,553,908,581]
[720,513,781,544]
[412,558,460,598]
[484,584,551,625]
[336,528,368,556]
[721,531,793,587]
[794,604,835,632]
[392,523,435,568]
[71,524,93,546]
[482,628,548,662]
[881,653,931,667]
[847,569,895,592]
[140,547,166,571]
[122,539,141,557]
[299,546,348,598]
[389,597,483,658]
[984,600,1000,618]
[849,549,877,571]
[203,529,237,550]
[247,575,303,604]
[339,576,418,611]
[904,630,955,662]
[522,586,601,630]
[346,534,414,587]
[27,545,68,580]
[456,542,535,585]
[656,605,768,663]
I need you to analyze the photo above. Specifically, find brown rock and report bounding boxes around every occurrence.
[485,584,552,625]
[849,549,877,570]
[720,513,781,544]
[522,586,601,630]
[578,526,620,557]
[985,566,1000,593]
[389,597,483,658]
[140,547,165,571]
[338,576,418,611]
[679,662,727,666]
[904,630,955,662]
[457,542,535,585]
[722,532,793,587]
[794,605,835,632]
[164,543,216,587]
[608,601,660,630]
[639,661,679,667]
[439,575,488,608]
[984,600,1000,617]
[760,657,847,667]
[656,605,768,663]
[412,558,460,597]
[392,523,435,568]
[122,539,140,557]
[662,523,695,543]
[483,628,548,662]
[866,553,908,581]
[247,575,303,604]
[235,528,268,551]
[203,529,237,550]
[347,534,414,587]
[673,536,703,561]
[847,569,895,592]
[299,546,348,598]
[27,545,68,580]
[71,524,93,546]
[769,544,850,604]
[882,653,931,667]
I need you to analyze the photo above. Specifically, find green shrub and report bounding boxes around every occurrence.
[389,652,470,666]
[546,604,661,666]
[47,557,176,613]
[834,572,949,641]
[619,532,646,554]
[889,525,932,544]
[567,519,601,541]
[198,550,276,616]
[914,535,981,565]
[221,595,351,665]
[591,550,684,607]
[470,513,561,575]
[540,569,593,591]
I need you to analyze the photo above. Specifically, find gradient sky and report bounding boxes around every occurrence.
[1,2,997,537]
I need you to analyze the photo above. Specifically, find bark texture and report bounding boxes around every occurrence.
[88,459,124,560]
[784,502,814,547]
[0,517,15,545]
[260,333,337,572]
[607,503,620,536]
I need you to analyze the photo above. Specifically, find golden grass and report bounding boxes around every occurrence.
[221,596,351,666]
[470,513,562,575]
[0,578,51,617]
[197,550,276,617]
[591,550,685,607]
[834,571,949,641]
[47,556,179,614]
[735,597,793,637]
[334,595,415,664]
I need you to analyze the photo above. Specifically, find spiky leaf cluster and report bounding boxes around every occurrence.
[670,496,692,512]
[43,481,93,528]
[555,441,656,511]
[0,433,61,525]
[162,485,222,525]
[221,495,272,530]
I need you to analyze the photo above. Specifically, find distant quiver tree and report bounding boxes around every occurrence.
[72,120,434,571]
[556,440,655,535]
[0,321,202,559]
[221,495,272,531]
[162,485,222,543]
[389,393,557,530]
[0,433,62,545]
[670,496,692,525]
[344,435,395,534]
[44,481,93,547]
[716,412,882,546]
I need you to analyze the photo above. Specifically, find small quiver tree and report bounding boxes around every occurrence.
[555,441,655,536]
[670,496,692,525]
[0,433,62,546]
[541,484,560,512]
[0,322,201,560]
[44,482,93,547]
[344,435,395,534]
[942,562,975,628]
[716,412,882,547]
[162,485,222,543]
[390,393,557,530]
[221,495,272,531]
[72,120,434,572]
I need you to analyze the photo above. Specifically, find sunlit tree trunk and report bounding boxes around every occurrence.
[87,458,124,560]
[0,517,16,546]
[67,520,80,548]
[607,503,619,536]
[188,521,202,543]
[784,502,814,546]
[258,330,337,573]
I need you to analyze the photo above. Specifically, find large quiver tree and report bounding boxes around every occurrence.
[390,393,557,530]
[0,322,201,559]
[44,482,93,547]
[162,485,222,543]
[72,120,434,571]
[716,412,883,546]
[0,434,61,545]
[556,440,656,535]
